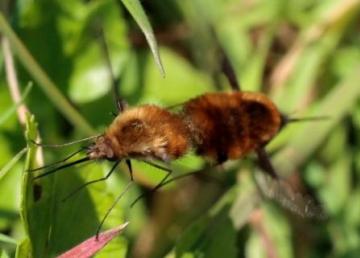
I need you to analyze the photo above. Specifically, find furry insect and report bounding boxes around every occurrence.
[30,90,326,236]
[88,91,284,165]
[34,91,281,175]
[32,90,324,190]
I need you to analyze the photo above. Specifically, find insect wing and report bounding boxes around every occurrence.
[254,171,327,219]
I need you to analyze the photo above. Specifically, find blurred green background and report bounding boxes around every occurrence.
[0,0,360,257]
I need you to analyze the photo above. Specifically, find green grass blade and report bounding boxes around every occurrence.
[0,13,95,136]
[0,233,17,246]
[0,82,32,126]
[0,147,27,182]
[0,233,17,257]
[121,0,165,76]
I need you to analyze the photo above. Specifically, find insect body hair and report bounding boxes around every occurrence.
[81,92,289,166]
[182,92,282,163]
[36,91,323,177]
[102,105,190,162]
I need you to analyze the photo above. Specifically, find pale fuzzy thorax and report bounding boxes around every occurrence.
[104,105,190,161]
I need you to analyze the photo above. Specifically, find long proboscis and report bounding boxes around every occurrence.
[30,135,100,148]
[32,156,90,180]
[27,148,85,173]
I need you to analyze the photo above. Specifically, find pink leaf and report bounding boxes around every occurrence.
[57,222,129,258]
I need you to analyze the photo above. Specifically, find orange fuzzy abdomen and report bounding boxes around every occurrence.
[183,92,281,163]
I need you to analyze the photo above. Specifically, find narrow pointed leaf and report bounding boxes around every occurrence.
[121,0,165,76]
[57,222,129,258]
[0,82,32,126]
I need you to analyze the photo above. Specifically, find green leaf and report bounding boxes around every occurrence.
[65,0,129,104]
[121,0,165,76]
[20,114,39,257]
[320,154,351,215]
[0,139,23,230]
[0,234,17,246]
[141,48,212,105]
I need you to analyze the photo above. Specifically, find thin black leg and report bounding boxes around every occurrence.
[256,148,280,179]
[96,181,134,240]
[220,47,240,91]
[62,161,120,202]
[130,162,172,207]
[125,159,133,181]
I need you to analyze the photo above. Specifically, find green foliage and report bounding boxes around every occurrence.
[0,0,360,257]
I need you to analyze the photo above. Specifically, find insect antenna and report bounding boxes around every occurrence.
[27,147,85,173]
[32,156,90,180]
[62,161,120,202]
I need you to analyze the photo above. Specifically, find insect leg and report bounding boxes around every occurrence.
[125,159,133,181]
[220,46,240,91]
[62,161,120,202]
[157,168,222,188]
[130,162,172,208]
[141,160,172,173]
[255,148,280,179]
[96,181,134,240]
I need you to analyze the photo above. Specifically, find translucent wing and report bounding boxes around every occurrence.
[254,171,327,219]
